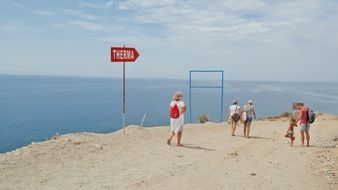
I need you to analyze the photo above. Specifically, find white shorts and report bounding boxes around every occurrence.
[170,117,184,134]
[300,123,310,132]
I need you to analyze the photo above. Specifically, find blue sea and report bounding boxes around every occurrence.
[1,74,338,153]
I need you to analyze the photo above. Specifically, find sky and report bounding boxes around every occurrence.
[0,0,338,81]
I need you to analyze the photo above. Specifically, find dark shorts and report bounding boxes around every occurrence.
[246,115,253,123]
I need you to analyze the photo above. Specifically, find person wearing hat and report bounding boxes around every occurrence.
[167,92,186,146]
[243,100,257,138]
[227,100,242,136]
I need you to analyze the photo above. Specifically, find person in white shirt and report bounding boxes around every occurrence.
[243,100,256,138]
[227,100,241,136]
[167,92,186,146]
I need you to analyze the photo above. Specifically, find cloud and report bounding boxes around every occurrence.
[68,20,106,31]
[33,10,58,16]
[116,0,273,38]
[63,9,104,21]
[30,0,338,48]
[79,1,114,9]
[34,9,104,21]
[10,2,25,8]
[112,0,338,46]
[0,22,23,32]
[0,22,43,33]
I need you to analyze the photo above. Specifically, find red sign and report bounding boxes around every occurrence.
[111,47,139,62]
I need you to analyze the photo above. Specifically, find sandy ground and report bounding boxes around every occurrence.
[0,113,337,190]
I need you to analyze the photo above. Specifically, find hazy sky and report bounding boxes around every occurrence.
[1,0,338,81]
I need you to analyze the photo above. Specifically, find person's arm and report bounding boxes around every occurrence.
[181,106,186,113]
[296,113,301,123]
[169,106,172,113]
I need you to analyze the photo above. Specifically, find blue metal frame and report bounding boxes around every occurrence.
[189,70,224,123]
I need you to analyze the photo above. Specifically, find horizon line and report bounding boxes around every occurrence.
[1,73,338,83]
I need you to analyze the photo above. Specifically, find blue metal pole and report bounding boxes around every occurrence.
[189,71,192,123]
[221,71,224,122]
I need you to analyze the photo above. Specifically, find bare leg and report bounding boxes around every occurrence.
[300,130,305,146]
[231,122,237,136]
[243,122,247,137]
[305,130,310,146]
[177,131,183,146]
[290,136,294,146]
[167,131,175,146]
[246,123,251,138]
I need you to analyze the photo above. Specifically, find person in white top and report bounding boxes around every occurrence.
[167,92,186,146]
[227,100,241,136]
[243,100,256,138]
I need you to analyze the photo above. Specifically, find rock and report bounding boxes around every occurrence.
[13,152,20,156]
[95,144,103,150]
[73,140,82,145]
[199,115,209,123]
[251,173,256,176]
[52,133,60,140]
[229,152,238,157]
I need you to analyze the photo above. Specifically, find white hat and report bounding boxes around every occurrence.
[248,100,253,104]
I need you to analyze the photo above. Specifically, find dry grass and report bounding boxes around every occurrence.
[261,112,292,121]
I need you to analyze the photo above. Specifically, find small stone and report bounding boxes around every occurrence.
[251,173,256,176]
[13,152,20,156]
[74,140,82,145]
[52,133,60,140]
[230,152,238,157]
[95,144,103,150]
[199,115,209,123]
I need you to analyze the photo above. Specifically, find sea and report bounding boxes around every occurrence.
[1,74,338,153]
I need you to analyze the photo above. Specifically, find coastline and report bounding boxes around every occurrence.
[1,113,337,189]
[2,75,338,153]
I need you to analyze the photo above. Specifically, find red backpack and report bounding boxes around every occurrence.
[170,102,180,118]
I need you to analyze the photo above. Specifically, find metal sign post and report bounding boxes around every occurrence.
[122,60,126,133]
[110,46,140,134]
